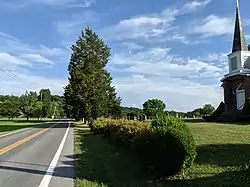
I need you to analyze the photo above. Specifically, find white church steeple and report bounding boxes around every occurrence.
[227,0,250,74]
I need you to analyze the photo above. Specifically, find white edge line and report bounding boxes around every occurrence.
[0,121,55,138]
[38,121,71,187]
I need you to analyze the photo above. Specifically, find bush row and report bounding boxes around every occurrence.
[92,116,196,178]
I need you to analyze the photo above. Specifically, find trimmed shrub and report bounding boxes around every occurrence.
[93,118,150,145]
[152,115,186,128]
[91,117,109,133]
[92,117,196,178]
[136,116,196,177]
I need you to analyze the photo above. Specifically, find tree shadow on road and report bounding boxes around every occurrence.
[0,153,76,180]
[0,125,35,133]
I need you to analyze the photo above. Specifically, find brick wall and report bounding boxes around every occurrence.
[223,76,244,112]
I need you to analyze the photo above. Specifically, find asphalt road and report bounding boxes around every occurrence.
[0,120,75,187]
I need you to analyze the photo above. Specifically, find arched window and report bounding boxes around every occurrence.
[236,83,244,91]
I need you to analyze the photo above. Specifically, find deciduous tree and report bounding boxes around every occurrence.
[143,99,166,119]
[203,104,215,116]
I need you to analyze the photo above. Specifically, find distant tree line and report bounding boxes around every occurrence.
[0,88,65,120]
[119,100,215,120]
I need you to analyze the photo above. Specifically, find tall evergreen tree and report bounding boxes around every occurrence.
[64,27,121,122]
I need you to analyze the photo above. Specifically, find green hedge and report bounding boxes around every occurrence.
[92,117,196,178]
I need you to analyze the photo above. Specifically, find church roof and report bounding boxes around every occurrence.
[232,0,248,53]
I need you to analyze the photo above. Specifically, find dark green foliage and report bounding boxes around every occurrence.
[92,117,196,178]
[143,98,166,119]
[151,114,185,128]
[64,27,121,121]
[32,101,43,119]
[120,107,145,120]
[20,91,38,120]
[0,89,65,120]
[137,116,196,177]
[203,104,215,116]
[167,110,186,118]
[203,102,225,122]
[39,89,51,117]
[0,96,21,119]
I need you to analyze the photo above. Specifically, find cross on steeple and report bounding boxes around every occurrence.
[232,0,248,53]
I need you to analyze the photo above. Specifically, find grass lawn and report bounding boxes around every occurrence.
[0,118,53,135]
[75,121,250,187]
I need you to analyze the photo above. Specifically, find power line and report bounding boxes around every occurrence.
[0,64,29,92]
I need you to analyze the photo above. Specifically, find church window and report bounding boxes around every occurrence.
[237,83,244,91]
[231,57,237,71]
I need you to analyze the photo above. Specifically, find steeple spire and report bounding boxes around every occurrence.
[232,0,248,53]
[236,0,239,8]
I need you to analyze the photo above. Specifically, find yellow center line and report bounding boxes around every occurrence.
[0,123,58,155]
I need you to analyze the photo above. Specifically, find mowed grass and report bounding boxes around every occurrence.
[0,118,53,134]
[75,121,250,187]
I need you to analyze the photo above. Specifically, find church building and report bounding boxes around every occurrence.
[221,0,250,114]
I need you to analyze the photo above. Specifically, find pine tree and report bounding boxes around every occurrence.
[64,27,121,122]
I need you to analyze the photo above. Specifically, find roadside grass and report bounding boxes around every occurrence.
[75,121,250,187]
[74,123,157,187]
[0,118,53,134]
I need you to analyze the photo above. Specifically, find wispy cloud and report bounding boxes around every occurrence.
[0,71,67,96]
[55,11,99,36]
[110,47,223,79]
[19,54,54,65]
[114,74,223,111]
[181,0,212,12]
[192,15,233,36]
[0,52,31,67]
[0,32,65,58]
[0,32,68,96]
[101,0,212,41]
[108,45,225,111]
[0,0,96,9]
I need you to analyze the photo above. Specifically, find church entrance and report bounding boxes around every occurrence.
[236,84,245,110]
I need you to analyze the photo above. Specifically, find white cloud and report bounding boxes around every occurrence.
[19,54,54,65]
[192,15,233,36]
[121,42,144,50]
[0,32,66,59]
[0,71,67,96]
[114,74,223,112]
[0,0,96,9]
[109,47,225,111]
[101,0,212,41]
[182,0,212,12]
[111,49,223,78]
[0,32,68,96]
[0,52,31,67]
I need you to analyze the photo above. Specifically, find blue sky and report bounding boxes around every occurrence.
[0,0,249,111]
